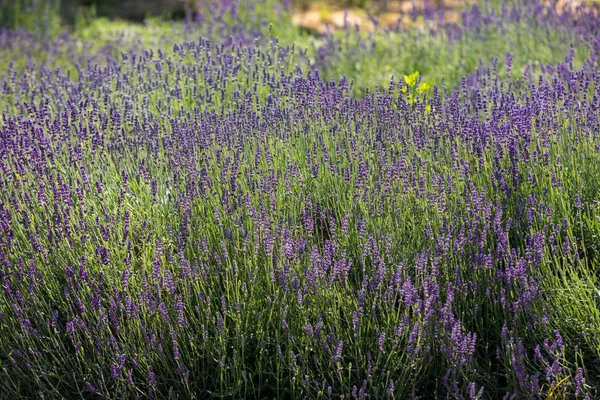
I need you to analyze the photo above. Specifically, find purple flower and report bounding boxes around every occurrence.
[146,365,157,388]
[334,340,344,363]
[85,382,97,393]
[575,368,584,397]
[387,379,394,396]
[378,332,386,353]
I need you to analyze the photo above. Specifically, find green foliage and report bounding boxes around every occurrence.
[0,0,61,35]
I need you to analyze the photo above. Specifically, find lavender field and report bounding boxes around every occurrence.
[1,0,600,398]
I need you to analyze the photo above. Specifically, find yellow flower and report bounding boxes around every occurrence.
[419,82,431,92]
[403,71,419,88]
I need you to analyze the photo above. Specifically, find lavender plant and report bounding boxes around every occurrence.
[0,0,599,399]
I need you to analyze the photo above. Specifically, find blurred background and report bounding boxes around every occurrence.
[0,0,453,34]
[59,0,194,23]
[1,0,597,98]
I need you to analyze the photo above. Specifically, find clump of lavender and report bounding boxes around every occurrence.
[0,0,600,399]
